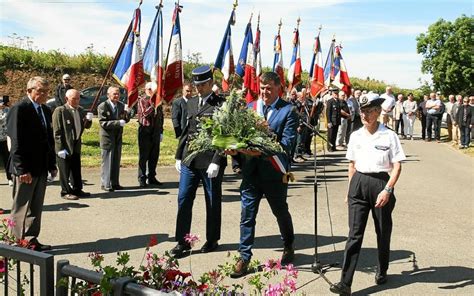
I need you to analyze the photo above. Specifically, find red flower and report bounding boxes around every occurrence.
[0,258,6,273]
[165,269,179,281]
[17,239,29,248]
[148,235,158,247]
[143,270,150,280]
[91,291,102,296]
[197,283,209,292]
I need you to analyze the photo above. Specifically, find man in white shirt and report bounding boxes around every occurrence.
[380,86,395,128]
[425,92,442,142]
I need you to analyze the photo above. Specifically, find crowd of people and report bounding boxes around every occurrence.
[0,70,472,293]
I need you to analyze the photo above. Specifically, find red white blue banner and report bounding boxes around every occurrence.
[309,35,325,98]
[163,3,183,102]
[214,9,236,92]
[287,26,302,91]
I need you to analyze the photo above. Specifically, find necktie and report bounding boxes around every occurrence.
[263,105,270,120]
[463,106,467,123]
[36,106,46,128]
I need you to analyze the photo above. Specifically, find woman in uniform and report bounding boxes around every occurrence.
[330,93,406,296]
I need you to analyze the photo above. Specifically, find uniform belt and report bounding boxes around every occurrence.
[357,171,389,179]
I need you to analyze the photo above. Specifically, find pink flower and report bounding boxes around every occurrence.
[264,258,282,272]
[285,263,298,278]
[184,233,200,248]
[6,217,15,229]
[265,283,284,296]
[284,276,297,292]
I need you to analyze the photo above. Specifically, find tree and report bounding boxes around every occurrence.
[417,15,474,96]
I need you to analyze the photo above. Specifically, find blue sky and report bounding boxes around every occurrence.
[0,0,471,89]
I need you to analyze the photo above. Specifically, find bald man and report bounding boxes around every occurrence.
[52,89,93,200]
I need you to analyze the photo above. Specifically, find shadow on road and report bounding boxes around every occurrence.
[49,233,172,255]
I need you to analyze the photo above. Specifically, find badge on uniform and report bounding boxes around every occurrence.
[66,119,71,125]
[375,145,389,151]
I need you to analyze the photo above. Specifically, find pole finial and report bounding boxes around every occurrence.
[297,17,301,29]
[233,0,238,10]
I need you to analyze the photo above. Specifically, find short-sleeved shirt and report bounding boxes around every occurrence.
[346,124,406,173]
[426,99,441,114]
[380,93,395,115]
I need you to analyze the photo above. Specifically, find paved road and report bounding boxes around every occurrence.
[0,138,473,295]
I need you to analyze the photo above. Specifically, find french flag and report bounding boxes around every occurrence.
[236,18,253,78]
[163,3,183,102]
[287,25,302,91]
[243,19,261,103]
[143,2,164,105]
[111,8,145,108]
[273,31,285,96]
[214,9,236,92]
[309,35,325,98]
[332,45,352,96]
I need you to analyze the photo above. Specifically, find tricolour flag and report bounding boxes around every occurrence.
[214,9,236,92]
[143,2,164,106]
[332,45,352,96]
[309,35,325,98]
[163,3,183,102]
[287,24,302,91]
[236,18,253,78]
[273,29,285,96]
[323,39,336,87]
[111,8,145,108]
[243,17,261,103]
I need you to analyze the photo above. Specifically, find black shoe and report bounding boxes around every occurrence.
[112,185,124,190]
[170,243,191,257]
[73,190,91,197]
[200,241,219,253]
[28,239,52,252]
[330,282,351,295]
[281,245,295,265]
[230,258,249,278]
[139,179,147,188]
[148,178,163,186]
[375,271,387,285]
[101,186,114,192]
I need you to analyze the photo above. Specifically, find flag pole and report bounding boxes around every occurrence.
[89,0,143,113]
[163,1,182,99]
[219,0,238,92]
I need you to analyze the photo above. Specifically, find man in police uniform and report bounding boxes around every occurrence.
[172,65,227,257]
[326,88,342,151]
[330,93,406,296]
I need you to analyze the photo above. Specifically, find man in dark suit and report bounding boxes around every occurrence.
[228,71,298,278]
[7,76,57,251]
[52,89,92,200]
[172,65,227,257]
[55,74,73,107]
[137,82,164,187]
[97,86,130,192]
[171,82,192,138]
[326,88,342,151]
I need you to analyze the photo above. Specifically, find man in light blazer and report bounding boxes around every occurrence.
[52,89,92,200]
[97,86,130,192]
[7,76,57,251]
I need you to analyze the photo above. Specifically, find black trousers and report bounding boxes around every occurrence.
[352,115,363,131]
[395,114,404,135]
[327,125,339,151]
[341,171,396,286]
[0,140,11,181]
[345,119,353,145]
[421,114,427,139]
[57,151,83,195]
[138,125,161,181]
[427,114,441,140]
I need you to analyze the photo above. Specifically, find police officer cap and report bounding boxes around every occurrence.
[192,65,213,85]
[359,93,385,109]
[329,86,339,93]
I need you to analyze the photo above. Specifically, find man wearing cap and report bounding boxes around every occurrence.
[330,93,405,295]
[55,74,73,107]
[326,88,342,151]
[52,89,93,200]
[172,65,227,257]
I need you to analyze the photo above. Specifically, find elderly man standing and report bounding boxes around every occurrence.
[380,86,395,128]
[137,82,164,187]
[55,74,73,107]
[7,76,57,250]
[426,92,442,142]
[97,86,130,192]
[228,72,298,278]
[172,66,227,257]
[52,89,93,200]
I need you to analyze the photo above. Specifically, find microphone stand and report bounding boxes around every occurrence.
[300,120,338,279]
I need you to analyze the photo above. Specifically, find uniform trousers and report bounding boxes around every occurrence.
[10,172,47,240]
[57,150,83,195]
[341,171,396,286]
[138,125,160,181]
[101,143,122,189]
[327,124,339,151]
[238,179,294,262]
[175,164,224,245]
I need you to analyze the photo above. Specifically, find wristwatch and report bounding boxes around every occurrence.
[384,186,393,194]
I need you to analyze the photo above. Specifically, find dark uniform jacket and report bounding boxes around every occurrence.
[326,98,342,126]
[171,97,188,138]
[97,100,130,150]
[52,105,92,155]
[175,93,226,169]
[7,97,56,176]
